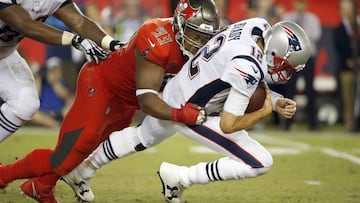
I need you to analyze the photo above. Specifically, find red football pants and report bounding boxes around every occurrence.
[49,62,136,175]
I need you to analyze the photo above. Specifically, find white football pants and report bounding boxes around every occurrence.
[0,51,40,142]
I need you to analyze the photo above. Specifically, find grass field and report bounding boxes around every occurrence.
[0,125,360,203]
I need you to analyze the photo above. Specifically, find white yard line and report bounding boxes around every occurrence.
[253,133,311,150]
[254,133,360,165]
[321,148,360,165]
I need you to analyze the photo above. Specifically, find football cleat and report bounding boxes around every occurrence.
[158,162,187,203]
[0,163,7,189]
[20,178,59,203]
[61,174,94,202]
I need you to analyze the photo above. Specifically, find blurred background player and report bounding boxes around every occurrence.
[30,57,74,128]
[282,0,322,130]
[102,0,150,42]
[334,0,360,132]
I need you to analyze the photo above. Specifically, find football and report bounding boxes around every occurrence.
[245,85,266,113]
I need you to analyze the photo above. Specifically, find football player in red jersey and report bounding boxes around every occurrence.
[0,0,220,202]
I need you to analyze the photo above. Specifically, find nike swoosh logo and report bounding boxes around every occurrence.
[147,38,156,47]
[31,181,40,199]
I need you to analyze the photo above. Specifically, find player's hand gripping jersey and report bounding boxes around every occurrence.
[0,0,70,59]
[162,18,270,116]
[99,18,186,109]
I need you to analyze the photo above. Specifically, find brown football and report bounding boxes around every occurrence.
[245,85,266,113]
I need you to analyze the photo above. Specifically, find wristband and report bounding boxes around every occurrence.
[101,35,114,50]
[171,108,182,122]
[61,31,75,45]
[270,90,284,111]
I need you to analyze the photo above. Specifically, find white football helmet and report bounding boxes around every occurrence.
[173,0,220,58]
[263,21,311,83]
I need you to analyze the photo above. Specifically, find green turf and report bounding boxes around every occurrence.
[0,126,360,203]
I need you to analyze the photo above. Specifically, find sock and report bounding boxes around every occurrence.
[179,162,209,187]
[0,149,53,184]
[87,139,113,170]
[0,104,24,143]
[37,173,60,187]
[179,157,270,186]
[211,157,269,180]
[87,128,140,169]
[73,161,97,181]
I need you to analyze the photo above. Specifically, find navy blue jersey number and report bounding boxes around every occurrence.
[189,35,225,79]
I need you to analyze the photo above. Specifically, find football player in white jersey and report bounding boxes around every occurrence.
[0,0,123,143]
[62,18,311,202]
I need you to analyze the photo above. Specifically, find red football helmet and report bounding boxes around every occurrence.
[173,0,220,58]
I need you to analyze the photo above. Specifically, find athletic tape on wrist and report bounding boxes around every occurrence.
[61,31,75,45]
[270,90,284,110]
[101,35,114,50]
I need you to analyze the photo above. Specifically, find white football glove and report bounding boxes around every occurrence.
[72,35,109,64]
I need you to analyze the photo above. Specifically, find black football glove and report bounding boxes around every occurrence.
[72,35,109,64]
[109,40,126,51]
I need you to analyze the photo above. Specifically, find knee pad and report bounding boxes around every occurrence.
[7,86,40,120]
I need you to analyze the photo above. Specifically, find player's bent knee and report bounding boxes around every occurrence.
[10,88,40,120]
[261,152,273,168]
[254,167,270,176]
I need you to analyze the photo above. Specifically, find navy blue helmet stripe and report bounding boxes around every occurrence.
[187,79,231,106]
[189,125,264,168]
[232,55,264,80]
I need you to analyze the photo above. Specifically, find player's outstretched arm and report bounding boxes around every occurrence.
[0,4,65,45]
[0,2,122,51]
[135,49,205,125]
[55,2,124,51]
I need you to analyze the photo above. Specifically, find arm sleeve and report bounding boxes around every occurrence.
[223,87,250,116]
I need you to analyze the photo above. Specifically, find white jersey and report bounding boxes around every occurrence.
[0,0,70,59]
[163,18,271,116]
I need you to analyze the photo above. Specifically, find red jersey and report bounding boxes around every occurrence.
[101,18,185,109]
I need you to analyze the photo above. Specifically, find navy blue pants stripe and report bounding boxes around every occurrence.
[189,125,264,168]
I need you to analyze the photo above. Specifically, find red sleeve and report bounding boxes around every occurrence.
[135,19,174,68]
